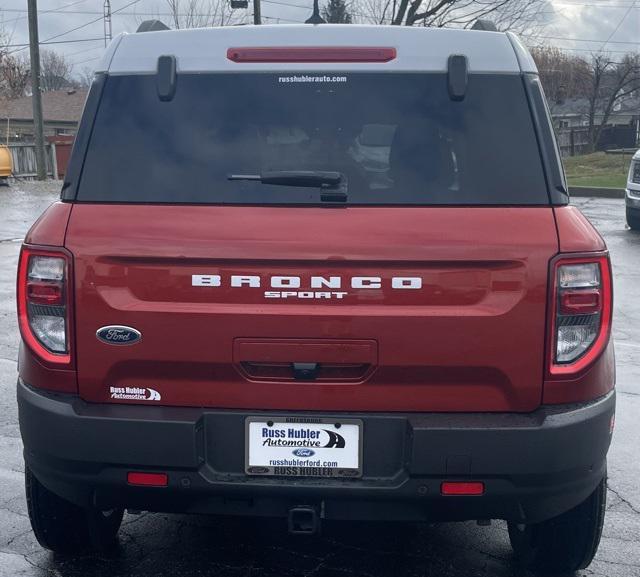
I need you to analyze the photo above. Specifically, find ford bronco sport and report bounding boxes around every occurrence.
[17,23,614,574]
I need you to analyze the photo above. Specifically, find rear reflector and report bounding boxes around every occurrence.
[559,289,601,315]
[127,472,168,487]
[441,481,485,496]
[27,281,63,305]
[227,47,397,63]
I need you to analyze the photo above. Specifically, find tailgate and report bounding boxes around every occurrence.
[65,204,558,412]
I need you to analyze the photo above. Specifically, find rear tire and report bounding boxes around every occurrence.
[26,467,124,554]
[627,207,640,230]
[508,476,606,574]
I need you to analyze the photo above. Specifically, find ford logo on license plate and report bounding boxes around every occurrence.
[96,325,142,345]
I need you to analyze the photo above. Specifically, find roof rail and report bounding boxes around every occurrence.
[137,20,170,33]
[471,19,498,31]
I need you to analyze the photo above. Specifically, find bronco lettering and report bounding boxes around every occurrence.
[192,275,422,289]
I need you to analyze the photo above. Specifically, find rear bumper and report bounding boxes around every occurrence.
[18,379,615,524]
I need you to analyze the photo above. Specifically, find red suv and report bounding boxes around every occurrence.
[16,23,614,574]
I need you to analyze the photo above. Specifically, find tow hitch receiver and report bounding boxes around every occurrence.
[288,506,320,535]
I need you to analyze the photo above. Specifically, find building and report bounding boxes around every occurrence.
[0,89,88,142]
[550,95,640,156]
[550,96,640,130]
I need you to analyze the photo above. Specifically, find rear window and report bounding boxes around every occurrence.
[77,72,549,205]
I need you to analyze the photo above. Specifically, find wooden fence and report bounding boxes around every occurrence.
[7,143,59,178]
[556,128,591,157]
[556,125,638,157]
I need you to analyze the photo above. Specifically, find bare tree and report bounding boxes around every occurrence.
[584,53,640,151]
[355,0,547,32]
[357,0,393,24]
[40,50,74,92]
[323,0,353,22]
[0,52,30,99]
[163,0,243,28]
[531,46,590,114]
[0,22,29,99]
[75,67,96,90]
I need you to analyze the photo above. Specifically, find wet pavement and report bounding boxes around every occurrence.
[0,182,638,577]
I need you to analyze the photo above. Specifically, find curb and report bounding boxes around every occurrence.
[569,186,625,199]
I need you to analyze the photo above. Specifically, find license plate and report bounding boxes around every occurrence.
[245,417,362,478]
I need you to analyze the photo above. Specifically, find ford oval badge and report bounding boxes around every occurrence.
[292,448,315,458]
[96,325,142,345]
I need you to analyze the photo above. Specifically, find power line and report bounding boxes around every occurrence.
[7,0,143,55]
[601,0,637,49]
[38,14,108,44]
[254,13,305,22]
[1,3,312,26]
[70,55,101,65]
[0,0,310,13]
[554,1,639,6]
[65,43,105,58]
[41,0,141,44]
[0,0,90,26]
[2,0,637,22]
[3,37,106,48]
[531,34,640,45]
[261,0,310,9]
[4,1,637,56]
[554,0,638,5]
[529,44,639,54]
[14,0,638,30]
[555,0,636,4]
[3,8,309,18]
[554,0,636,4]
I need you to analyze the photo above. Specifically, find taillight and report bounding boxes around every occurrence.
[548,254,612,377]
[17,246,73,366]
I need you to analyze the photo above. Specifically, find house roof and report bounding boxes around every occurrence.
[618,96,640,114]
[0,89,88,123]
[551,98,590,118]
[551,96,640,118]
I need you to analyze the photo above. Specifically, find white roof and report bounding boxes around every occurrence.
[98,24,537,75]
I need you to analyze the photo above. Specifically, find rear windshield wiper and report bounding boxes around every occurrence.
[228,171,342,189]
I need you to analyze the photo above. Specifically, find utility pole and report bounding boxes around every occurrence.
[27,0,46,181]
[253,0,261,25]
[104,0,112,47]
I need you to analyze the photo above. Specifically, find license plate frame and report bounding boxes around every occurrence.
[245,416,363,478]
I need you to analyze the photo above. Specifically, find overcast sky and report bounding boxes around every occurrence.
[1,0,638,77]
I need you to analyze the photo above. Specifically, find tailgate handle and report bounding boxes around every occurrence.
[292,363,319,381]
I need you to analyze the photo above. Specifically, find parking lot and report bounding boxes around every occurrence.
[0,183,638,577]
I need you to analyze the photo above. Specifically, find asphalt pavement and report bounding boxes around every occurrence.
[0,182,638,577]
